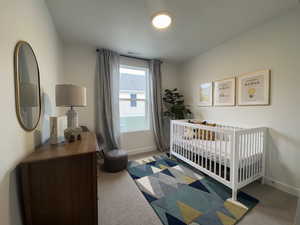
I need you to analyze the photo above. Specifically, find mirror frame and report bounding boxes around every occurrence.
[14,41,41,132]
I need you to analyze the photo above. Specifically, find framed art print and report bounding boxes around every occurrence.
[237,70,270,106]
[199,82,213,106]
[214,77,236,106]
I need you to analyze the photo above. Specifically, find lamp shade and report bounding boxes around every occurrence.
[56,84,87,107]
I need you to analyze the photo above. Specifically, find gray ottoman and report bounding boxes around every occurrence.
[104,149,128,172]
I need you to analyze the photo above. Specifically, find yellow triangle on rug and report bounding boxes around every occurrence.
[159,164,169,170]
[216,211,236,225]
[224,199,248,220]
[181,175,197,184]
[177,201,202,224]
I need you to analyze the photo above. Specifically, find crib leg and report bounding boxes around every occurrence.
[232,188,238,202]
[169,150,172,159]
[261,176,265,185]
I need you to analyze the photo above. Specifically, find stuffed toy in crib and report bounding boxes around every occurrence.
[183,120,216,141]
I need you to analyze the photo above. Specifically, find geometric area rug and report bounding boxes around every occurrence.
[127,155,259,225]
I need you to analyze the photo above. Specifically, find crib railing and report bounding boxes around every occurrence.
[170,120,267,201]
[235,128,266,188]
[170,120,236,187]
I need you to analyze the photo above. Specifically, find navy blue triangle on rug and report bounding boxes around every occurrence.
[127,155,259,225]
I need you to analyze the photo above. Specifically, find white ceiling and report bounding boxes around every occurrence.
[46,0,298,62]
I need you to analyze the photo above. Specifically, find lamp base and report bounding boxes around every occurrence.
[66,107,78,128]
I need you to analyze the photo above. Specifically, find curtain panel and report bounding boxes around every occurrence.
[149,59,167,152]
[96,49,120,150]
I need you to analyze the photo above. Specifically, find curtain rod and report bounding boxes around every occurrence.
[96,48,150,62]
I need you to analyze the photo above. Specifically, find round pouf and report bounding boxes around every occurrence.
[104,149,128,173]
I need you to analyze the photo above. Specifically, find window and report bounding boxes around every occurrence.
[119,66,150,133]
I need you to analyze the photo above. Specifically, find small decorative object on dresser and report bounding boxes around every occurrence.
[55,84,87,142]
[64,127,83,142]
[49,116,67,144]
[198,82,213,106]
[214,77,236,106]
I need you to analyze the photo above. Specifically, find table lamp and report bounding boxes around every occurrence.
[55,84,87,128]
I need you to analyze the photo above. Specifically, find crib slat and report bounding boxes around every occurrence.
[184,127,187,159]
[249,133,253,178]
[259,132,263,173]
[219,132,222,177]
[173,124,175,154]
[181,126,184,157]
[176,124,179,154]
[198,130,200,165]
[257,132,260,174]
[177,125,179,154]
[205,135,208,170]
[209,132,212,172]
[255,132,259,176]
[178,125,180,154]
[247,133,251,179]
[258,132,261,174]
[246,133,250,179]
[174,124,176,154]
[185,128,188,159]
[178,125,180,155]
[201,130,204,167]
[249,134,254,178]
[243,134,246,182]
[214,132,217,174]
[239,135,242,183]
[248,133,252,179]
[253,132,256,175]
[224,134,228,181]
[194,129,197,163]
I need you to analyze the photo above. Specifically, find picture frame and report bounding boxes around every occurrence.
[214,77,236,106]
[237,70,270,106]
[198,82,213,106]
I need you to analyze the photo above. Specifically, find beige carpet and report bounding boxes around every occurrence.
[98,151,298,225]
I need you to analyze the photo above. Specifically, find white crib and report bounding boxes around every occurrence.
[170,120,267,201]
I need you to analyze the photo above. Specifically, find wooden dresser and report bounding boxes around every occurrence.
[19,132,99,225]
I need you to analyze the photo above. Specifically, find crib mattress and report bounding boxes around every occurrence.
[172,138,262,166]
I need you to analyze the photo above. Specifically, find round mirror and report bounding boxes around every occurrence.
[14,41,41,131]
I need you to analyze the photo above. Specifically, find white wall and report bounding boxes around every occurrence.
[62,44,97,131]
[0,1,63,225]
[180,7,300,196]
[162,62,180,90]
[62,43,181,153]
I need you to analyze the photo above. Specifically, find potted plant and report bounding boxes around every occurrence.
[163,88,191,119]
[162,88,192,150]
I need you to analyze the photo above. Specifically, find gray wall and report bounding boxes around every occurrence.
[180,7,300,196]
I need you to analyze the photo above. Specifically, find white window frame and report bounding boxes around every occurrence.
[119,65,150,133]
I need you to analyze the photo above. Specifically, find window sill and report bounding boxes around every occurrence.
[121,129,151,134]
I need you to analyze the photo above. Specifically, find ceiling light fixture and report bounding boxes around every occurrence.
[152,12,172,29]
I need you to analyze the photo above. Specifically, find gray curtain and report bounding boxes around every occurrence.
[149,59,167,152]
[96,49,120,151]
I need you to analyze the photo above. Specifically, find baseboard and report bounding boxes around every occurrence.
[126,146,157,156]
[265,177,300,197]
